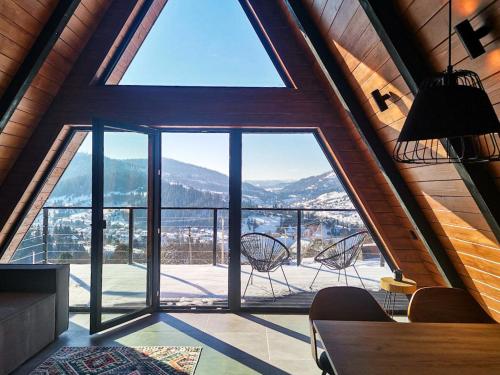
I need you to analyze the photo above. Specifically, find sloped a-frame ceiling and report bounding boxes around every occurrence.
[0,0,447,290]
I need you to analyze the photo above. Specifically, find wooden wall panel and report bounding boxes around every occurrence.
[303,0,500,320]
[0,131,88,261]
[0,0,111,186]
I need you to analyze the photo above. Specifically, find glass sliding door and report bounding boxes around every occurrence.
[90,119,160,333]
[4,126,391,316]
[240,132,391,309]
[160,132,230,308]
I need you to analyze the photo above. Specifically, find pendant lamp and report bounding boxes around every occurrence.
[393,0,500,164]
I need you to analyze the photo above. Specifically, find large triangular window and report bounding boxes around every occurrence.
[117,0,286,87]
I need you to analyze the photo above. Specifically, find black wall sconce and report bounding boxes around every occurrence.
[455,19,491,58]
[371,89,391,112]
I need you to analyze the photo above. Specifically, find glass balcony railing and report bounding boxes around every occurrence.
[10,206,383,267]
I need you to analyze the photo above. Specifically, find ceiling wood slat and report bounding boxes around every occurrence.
[0,0,80,131]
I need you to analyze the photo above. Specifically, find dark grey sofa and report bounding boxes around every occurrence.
[0,264,69,374]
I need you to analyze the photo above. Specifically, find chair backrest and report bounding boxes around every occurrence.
[408,287,496,323]
[241,233,290,271]
[316,231,368,268]
[310,286,393,322]
[308,287,393,366]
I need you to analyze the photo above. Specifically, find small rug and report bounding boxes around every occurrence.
[30,346,202,375]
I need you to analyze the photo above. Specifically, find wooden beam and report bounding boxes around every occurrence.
[0,0,80,130]
[54,86,334,126]
[98,0,156,84]
[359,0,500,244]
[65,0,137,87]
[239,0,294,87]
[285,0,464,288]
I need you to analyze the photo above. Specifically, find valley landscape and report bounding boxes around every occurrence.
[13,153,366,264]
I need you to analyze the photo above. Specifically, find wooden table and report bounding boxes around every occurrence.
[314,321,500,375]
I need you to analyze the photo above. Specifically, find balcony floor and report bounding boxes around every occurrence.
[67,258,409,311]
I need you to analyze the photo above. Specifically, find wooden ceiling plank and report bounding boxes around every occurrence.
[13,0,56,23]
[327,0,359,41]
[75,2,97,27]
[0,2,43,38]
[16,96,50,116]
[51,37,80,63]
[1,121,33,138]
[64,0,136,87]
[0,15,34,48]
[36,0,59,8]
[0,0,80,132]
[0,52,21,77]
[30,73,62,96]
[0,34,27,63]
[320,0,343,26]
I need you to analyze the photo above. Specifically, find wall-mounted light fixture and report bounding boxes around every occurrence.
[371,89,391,112]
[455,19,491,59]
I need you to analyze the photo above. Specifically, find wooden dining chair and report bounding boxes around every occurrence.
[309,286,394,375]
[408,287,496,323]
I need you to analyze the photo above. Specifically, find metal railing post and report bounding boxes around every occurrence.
[297,209,302,266]
[128,208,134,265]
[42,207,49,264]
[212,208,218,266]
[31,205,363,270]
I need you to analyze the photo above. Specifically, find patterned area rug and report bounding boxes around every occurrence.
[30,346,202,375]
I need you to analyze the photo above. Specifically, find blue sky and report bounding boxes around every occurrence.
[120,0,284,87]
[77,0,332,181]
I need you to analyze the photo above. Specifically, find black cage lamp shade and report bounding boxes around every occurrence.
[393,69,500,164]
[393,0,499,164]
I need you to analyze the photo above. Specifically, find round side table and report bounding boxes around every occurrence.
[380,277,417,317]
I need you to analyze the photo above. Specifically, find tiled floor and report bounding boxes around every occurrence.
[13,313,321,375]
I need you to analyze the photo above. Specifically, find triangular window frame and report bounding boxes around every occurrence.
[100,0,292,88]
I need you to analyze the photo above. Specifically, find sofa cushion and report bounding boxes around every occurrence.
[0,292,56,375]
[0,292,54,322]
[0,264,69,336]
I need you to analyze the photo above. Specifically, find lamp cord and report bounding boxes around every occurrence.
[447,0,453,73]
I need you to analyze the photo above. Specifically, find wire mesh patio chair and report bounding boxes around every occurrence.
[309,231,369,290]
[241,232,292,301]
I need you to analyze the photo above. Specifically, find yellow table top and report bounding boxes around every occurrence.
[380,276,417,294]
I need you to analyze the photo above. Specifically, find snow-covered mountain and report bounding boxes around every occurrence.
[47,153,350,208]
[276,171,344,200]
